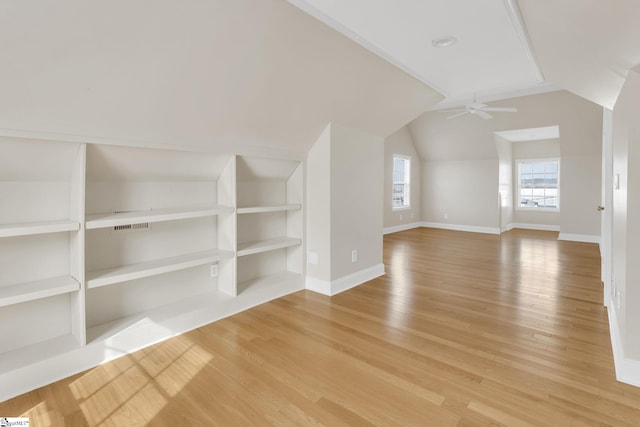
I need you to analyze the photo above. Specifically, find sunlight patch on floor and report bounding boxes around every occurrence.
[20,400,53,426]
[67,334,213,425]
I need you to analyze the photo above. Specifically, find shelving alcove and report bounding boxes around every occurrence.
[0,142,306,402]
[235,155,304,297]
[83,144,236,346]
[0,137,85,382]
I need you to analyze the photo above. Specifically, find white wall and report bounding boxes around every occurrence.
[384,126,421,230]
[330,123,384,280]
[612,67,640,362]
[305,125,332,282]
[422,159,499,230]
[511,139,561,228]
[306,123,384,295]
[495,135,513,231]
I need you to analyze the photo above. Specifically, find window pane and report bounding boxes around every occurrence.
[545,162,558,174]
[517,160,559,210]
[393,159,405,183]
[392,184,404,207]
[392,156,410,209]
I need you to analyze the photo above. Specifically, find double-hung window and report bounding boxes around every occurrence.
[392,155,410,210]
[516,159,560,211]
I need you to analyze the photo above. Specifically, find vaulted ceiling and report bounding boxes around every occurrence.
[1,0,639,156]
[289,0,547,102]
[291,0,640,110]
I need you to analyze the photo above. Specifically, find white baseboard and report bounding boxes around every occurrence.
[305,276,332,295]
[608,305,640,387]
[383,222,422,235]
[421,222,500,235]
[509,223,560,232]
[306,263,385,296]
[558,233,601,244]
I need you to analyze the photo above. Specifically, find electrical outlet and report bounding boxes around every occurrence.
[210,264,218,278]
[410,212,414,219]
[399,214,403,221]
[444,213,448,219]
[351,249,358,263]
[616,290,621,310]
[308,251,319,265]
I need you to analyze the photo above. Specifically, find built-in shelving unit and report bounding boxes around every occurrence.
[235,156,304,296]
[0,137,86,372]
[84,144,236,342]
[0,144,305,402]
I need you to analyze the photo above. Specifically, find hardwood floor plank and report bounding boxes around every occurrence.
[2,228,640,426]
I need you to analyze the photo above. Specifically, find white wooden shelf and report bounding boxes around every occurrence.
[237,271,303,295]
[86,249,234,289]
[87,272,303,344]
[236,204,301,214]
[0,220,80,238]
[0,276,80,308]
[85,206,232,230]
[87,272,304,344]
[0,334,80,375]
[87,291,232,344]
[237,237,301,257]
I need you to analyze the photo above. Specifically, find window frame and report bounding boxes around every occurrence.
[515,158,560,212]
[392,154,411,211]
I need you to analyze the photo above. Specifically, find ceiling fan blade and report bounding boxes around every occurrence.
[468,102,487,109]
[482,107,518,113]
[447,111,469,119]
[476,111,493,120]
[439,109,467,113]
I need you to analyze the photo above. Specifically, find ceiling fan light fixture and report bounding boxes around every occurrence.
[432,36,458,48]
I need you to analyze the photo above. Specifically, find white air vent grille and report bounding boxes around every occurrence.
[113,222,150,232]
[112,209,151,232]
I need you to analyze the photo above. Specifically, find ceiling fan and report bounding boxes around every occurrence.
[440,96,518,120]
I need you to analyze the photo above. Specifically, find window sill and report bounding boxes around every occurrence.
[515,207,560,213]
[392,207,411,212]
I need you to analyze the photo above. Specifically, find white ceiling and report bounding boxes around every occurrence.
[290,0,640,110]
[289,0,544,100]
[518,0,640,109]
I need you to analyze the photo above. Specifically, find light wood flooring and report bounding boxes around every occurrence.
[2,228,640,426]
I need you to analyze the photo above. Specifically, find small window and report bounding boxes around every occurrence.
[392,155,410,210]
[516,159,560,211]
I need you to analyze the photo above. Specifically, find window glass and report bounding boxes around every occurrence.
[392,156,410,209]
[517,159,559,210]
